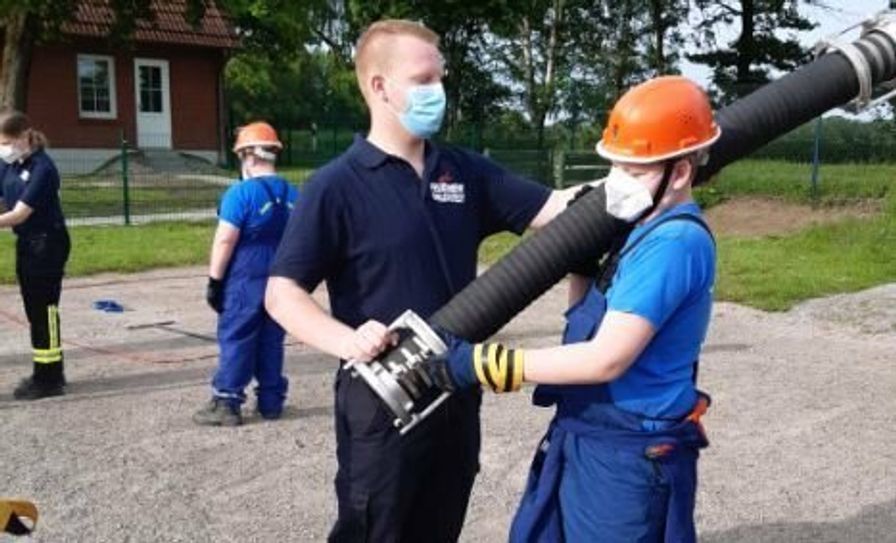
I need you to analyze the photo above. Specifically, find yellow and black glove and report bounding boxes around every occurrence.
[470,342,525,393]
[423,330,525,393]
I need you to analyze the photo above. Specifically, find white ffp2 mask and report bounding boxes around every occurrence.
[603,167,654,222]
[0,144,20,164]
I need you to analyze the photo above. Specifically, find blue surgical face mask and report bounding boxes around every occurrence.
[387,80,446,138]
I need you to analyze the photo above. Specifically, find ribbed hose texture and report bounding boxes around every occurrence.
[430,185,628,342]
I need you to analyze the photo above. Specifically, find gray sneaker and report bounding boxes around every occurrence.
[192,399,242,427]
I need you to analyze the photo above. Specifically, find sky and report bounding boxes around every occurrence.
[680,0,891,119]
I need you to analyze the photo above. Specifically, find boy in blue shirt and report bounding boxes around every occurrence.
[429,76,719,542]
[193,122,299,426]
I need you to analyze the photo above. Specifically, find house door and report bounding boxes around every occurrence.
[134,59,172,149]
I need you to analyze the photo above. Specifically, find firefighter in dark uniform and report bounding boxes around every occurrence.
[0,110,70,400]
[265,20,577,543]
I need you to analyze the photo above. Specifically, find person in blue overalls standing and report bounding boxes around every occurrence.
[193,121,299,426]
[0,110,70,400]
[426,76,720,542]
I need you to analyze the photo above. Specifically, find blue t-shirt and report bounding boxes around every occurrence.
[0,149,67,236]
[218,174,299,234]
[604,202,716,420]
[269,135,551,329]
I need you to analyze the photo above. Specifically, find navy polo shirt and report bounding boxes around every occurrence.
[0,149,67,236]
[270,135,551,329]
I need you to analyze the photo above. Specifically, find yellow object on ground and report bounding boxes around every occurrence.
[1,498,38,536]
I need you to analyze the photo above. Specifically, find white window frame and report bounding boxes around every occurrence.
[77,54,117,119]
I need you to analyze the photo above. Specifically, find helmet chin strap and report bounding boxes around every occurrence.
[637,159,676,222]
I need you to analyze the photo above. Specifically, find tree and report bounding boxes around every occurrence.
[225,48,365,131]
[483,0,689,148]
[222,0,361,131]
[487,0,575,147]
[645,0,688,75]
[688,0,816,104]
[1,8,37,110]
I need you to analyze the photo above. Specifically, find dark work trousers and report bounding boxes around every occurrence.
[16,229,69,384]
[329,366,482,543]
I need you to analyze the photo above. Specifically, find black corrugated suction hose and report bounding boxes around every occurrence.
[429,23,896,342]
[431,185,628,341]
[697,26,896,184]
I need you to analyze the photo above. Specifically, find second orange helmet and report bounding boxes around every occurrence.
[233,122,282,153]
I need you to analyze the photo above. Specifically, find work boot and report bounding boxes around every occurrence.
[256,406,283,421]
[13,377,65,401]
[192,399,242,427]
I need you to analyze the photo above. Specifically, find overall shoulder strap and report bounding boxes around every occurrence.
[596,212,714,293]
[620,212,714,260]
[256,178,277,202]
[278,179,293,207]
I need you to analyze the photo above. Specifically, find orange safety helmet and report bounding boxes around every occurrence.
[596,76,721,164]
[232,121,282,154]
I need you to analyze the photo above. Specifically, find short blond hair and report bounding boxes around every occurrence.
[354,19,440,88]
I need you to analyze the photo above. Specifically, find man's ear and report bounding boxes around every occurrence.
[671,158,694,190]
[370,74,387,102]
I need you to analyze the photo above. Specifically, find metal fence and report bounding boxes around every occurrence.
[53,120,893,224]
[56,134,235,226]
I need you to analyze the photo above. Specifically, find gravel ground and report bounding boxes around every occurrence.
[0,267,894,542]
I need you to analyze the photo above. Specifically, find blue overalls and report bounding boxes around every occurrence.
[213,176,296,417]
[510,210,714,543]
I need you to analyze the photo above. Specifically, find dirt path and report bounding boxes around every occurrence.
[0,267,894,542]
[704,197,882,237]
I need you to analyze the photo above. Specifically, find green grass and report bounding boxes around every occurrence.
[717,207,896,310]
[59,167,314,218]
[0,222,213,284]
[61,185,224,218]
[480,232,520,265]
[278,167,316,185]
[700,159,896,309]
[701,159,894,205]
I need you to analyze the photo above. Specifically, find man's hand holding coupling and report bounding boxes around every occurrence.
[347,320,398,362]
[422,329,525,394]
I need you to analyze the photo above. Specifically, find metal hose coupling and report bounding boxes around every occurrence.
[344,310,450,434]
[813,10,896,111]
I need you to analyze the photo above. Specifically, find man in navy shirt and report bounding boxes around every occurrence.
[266,19,576,543]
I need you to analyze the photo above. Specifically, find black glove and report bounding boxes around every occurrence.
[206,277,225,313]
[417,329,470,392]
[566,184,600,277]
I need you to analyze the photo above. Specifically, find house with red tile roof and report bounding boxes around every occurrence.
[24,1,239,173]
